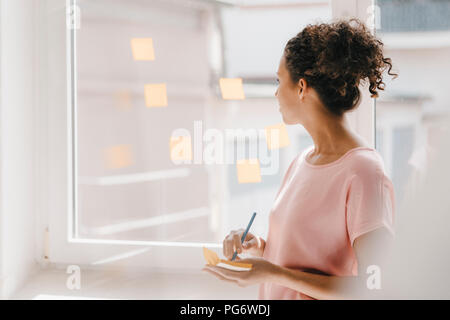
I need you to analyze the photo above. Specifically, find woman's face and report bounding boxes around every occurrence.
[275,55,305,125]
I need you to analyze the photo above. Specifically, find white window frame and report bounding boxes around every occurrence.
[41,0,375,271]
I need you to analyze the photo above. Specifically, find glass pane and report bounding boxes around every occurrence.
[74,0,330,243]
[375,0,450,205]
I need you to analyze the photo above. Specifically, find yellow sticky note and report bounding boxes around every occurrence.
[236,159,261,184]
[144,83,168,107]
[169,136,192,161]
[202,247,252,271]
[219,78,245,100]
[265,123,290,149]
[203,247,220,266]
[104,144,134,169]
[130,38,155,61]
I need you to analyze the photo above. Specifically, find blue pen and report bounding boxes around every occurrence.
[231,212,257,261]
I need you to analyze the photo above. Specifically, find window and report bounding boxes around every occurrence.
[46,0,374,268]
[74,0,215,243]
[378,0,450,32]
[71,0,331,245]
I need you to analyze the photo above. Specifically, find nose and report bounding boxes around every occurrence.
[274,88,278,97]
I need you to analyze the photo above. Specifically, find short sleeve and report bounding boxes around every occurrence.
[346,167,395,247]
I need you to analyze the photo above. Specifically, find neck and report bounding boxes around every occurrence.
[302,112,356,155]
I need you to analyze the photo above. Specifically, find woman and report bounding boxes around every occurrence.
[203,18,398,300]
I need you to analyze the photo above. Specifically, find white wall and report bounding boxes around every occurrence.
[221,3,331,77]
[0,0,39,299]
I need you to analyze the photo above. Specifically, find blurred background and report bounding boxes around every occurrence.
[74,0,330,244]
[74,0,450,245]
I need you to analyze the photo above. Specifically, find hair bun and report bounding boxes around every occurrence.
[284,18,398,116]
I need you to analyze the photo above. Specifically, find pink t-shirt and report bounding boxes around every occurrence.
[258,146,395,300]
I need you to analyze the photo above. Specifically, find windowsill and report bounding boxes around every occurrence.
[11,267,258,300]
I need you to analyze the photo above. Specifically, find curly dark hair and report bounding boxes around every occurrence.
[284,18,398,116]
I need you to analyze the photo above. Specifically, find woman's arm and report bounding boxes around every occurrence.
[270,227,393,300]
[273,264,362,300]
[204,228,393,299]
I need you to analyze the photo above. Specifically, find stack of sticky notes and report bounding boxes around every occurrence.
[203,247,252,272]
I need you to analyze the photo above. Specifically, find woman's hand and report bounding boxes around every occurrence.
[223,229,265,259]
[202,257,280,287]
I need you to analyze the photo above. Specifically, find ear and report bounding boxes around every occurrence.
[297,78,306,98]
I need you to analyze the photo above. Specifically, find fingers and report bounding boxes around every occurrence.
[243,231,255,242]
[222,237,228,259]
[204,265,242,281]
[232,233,243,257]
[223,233,233,259]
[202,267,238,284]
[242,238,253,249]
[223,234,235,259]
[242,236,260,250]
[223,229,246,260]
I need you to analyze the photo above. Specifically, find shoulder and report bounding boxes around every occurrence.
[345,149,395,211]
[345,148,387,181]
